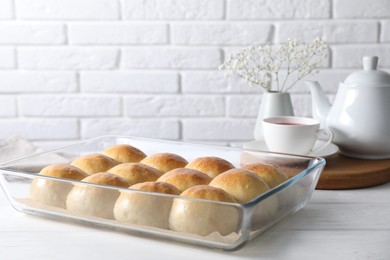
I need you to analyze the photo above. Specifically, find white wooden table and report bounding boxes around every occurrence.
[1,182,389,260]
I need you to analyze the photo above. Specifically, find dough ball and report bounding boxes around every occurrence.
[71,153,119,175]
[66,172,128,219]
[185,156,235,179]
[243,163,288,189]
[209,168,279,229]
[114,181,179,229]
[29,164,88,208]
[243,163,295,210]
[108,163,162,186]
[140,153,188,173]
[209,168,270,203]
[169,185,240,236]
[102,144,146,163]
[157,168,211,193]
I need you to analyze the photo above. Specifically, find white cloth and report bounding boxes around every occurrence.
[0,136,42,163]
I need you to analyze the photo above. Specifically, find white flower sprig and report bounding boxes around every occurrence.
[219,38,328,92]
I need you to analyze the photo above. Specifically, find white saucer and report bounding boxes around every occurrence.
[243,140,339,158]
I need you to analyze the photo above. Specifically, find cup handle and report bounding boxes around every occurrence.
[311,128,334,154]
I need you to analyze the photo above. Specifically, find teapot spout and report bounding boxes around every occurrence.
[305,80,331,128]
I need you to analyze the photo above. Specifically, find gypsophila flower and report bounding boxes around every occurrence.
[219,38,328,92]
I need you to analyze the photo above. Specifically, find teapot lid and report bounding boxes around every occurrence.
[343,56,390,86]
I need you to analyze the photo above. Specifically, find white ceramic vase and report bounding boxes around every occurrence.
[253,92,294,141]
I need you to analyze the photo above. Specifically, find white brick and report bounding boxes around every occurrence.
[122,0,224,20]
[227,95,260,117]
[0,96,16,116]
[18,47,119,70]
[228,0,330,20]
[68,23,168,45]
[182,119,255,141]
[80,71,178,93]
[0,48,15,69]
[0,23,65,45]
[18,95,121,116]
[0,119,79,140]
[81,119,180,139]
[122,47,221,69]
[0,0,13,19]
[182,71,262,93]
[15,0,119,20]
[171,23,273,45]
[382,21,390,42]
[332,45,390,68]
[334,0,390,18]
[277,21,378,43]
[0,72,77,93]
[124,95,225,117]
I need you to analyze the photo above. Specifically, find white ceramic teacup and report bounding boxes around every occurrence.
[262,116,333,155]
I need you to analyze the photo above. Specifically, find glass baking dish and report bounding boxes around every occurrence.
[0,135,325,251]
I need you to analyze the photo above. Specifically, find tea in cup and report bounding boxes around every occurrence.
[262,116,333,155]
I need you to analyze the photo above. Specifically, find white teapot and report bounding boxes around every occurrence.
[306,56,390,159]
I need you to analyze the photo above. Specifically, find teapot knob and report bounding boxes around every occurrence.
[363,56,378,70]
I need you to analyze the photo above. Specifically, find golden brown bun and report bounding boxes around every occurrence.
[81,172,129,187]
[243,163,288,189]
[180,185,236,203]
[185,156,235,179]
[108,163,162,186]
[244,163,296,212]
[140,153,188,173]
[209,168,270,203]
[209,169,280,229]
[130,181,180,195]
[114,181,179,229]
[103,144,146,163]
[66,172,128,219]
[157,168,211,193]
[39,164,88,179]
[71,153,119,175]
[169,185,239,236]
[29,164,88,208]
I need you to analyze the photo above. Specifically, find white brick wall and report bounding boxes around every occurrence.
[68,23,168,45]
[0,0,389,147]
[0,48,15,68]
[122,47,222,69]
[15,0,119,20]
[0,0,13,19]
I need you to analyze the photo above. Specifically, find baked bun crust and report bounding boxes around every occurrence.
[210,169,280,230]
[157,168,211,193]
[39,164,88,179]
[179,185,236,203]
[103,144,146,163]
[244,163,296,211]
[185,156,234,179]
[209,168,270,203]
[66,172,128,219]
[108,163,162,186]
[140,153,188,173]
[71,153,119,175]
[169,185,239,236]
[29,164,88,208]
[114,181,179,229]
[243,163,288,189]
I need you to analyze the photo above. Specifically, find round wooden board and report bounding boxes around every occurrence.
[316,153,390,189]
